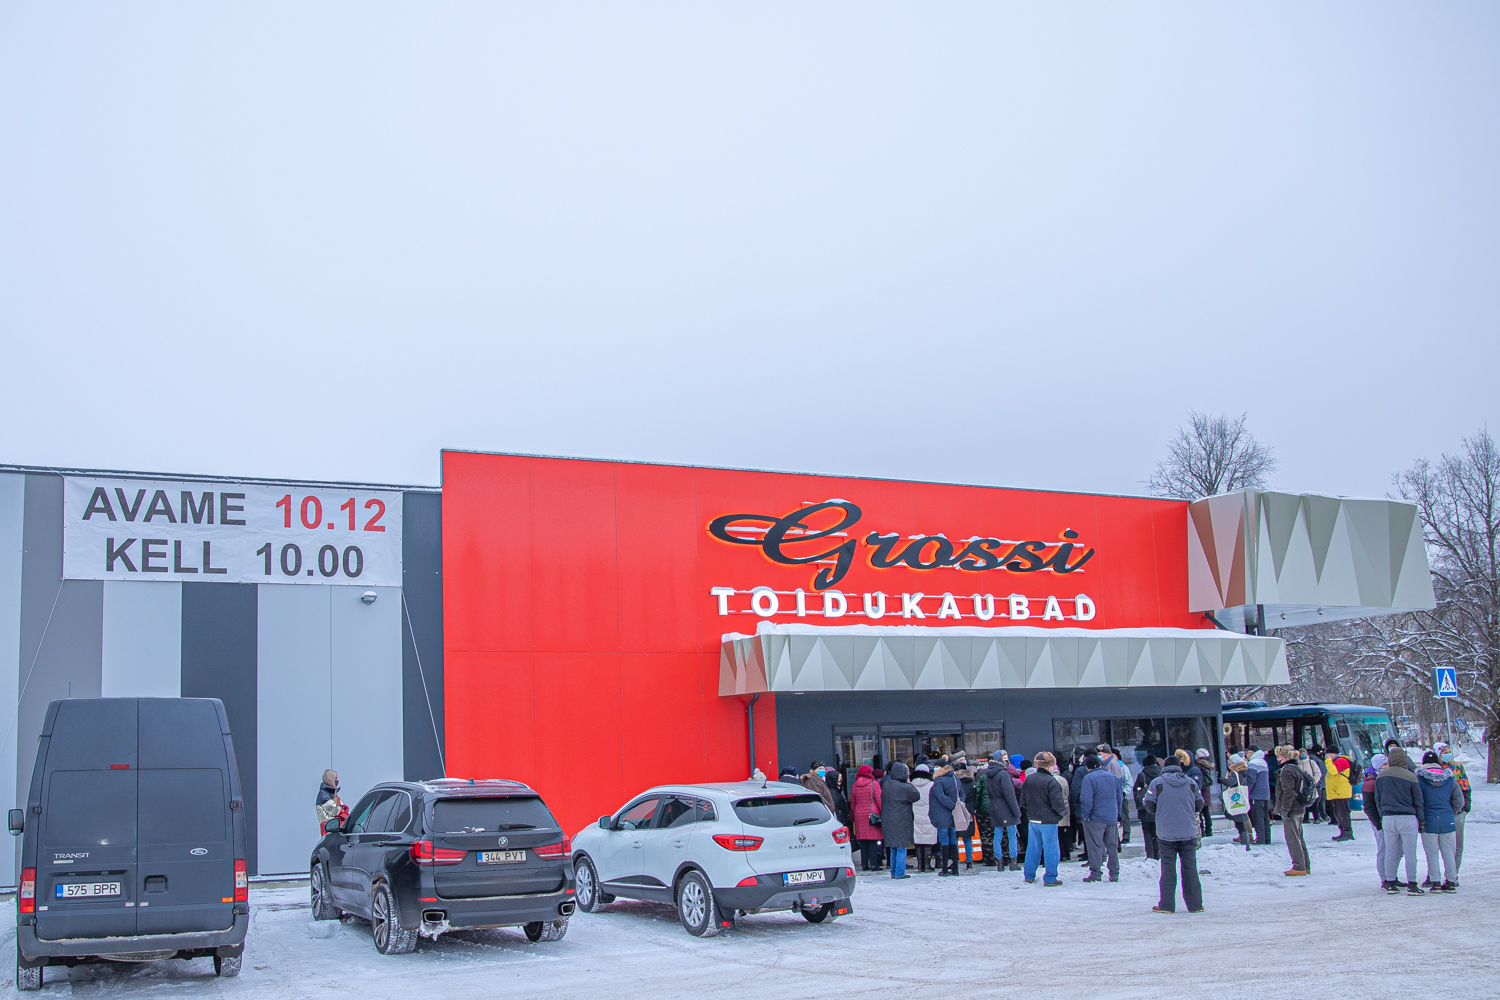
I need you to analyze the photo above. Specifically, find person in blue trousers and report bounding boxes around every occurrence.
[1019,752,1067,885]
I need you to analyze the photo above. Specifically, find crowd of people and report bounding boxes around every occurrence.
[779,734,1473,913]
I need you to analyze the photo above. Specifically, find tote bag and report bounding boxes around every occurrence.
[1222,784,1251,817]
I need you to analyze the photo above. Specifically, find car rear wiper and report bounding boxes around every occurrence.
[792,817,823,826]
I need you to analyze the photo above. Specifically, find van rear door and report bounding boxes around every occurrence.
[135,700,235,935]
[34,700,139,940]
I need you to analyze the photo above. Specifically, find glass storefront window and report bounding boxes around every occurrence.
[1167,717,1218,764]
[1052,718,1108,762]
[883,737,914,770]
[964,730,1002,759]
[838,734,878,770]
[1107,718,1166,774]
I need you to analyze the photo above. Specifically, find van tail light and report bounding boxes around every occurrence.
[234,859,248,902]
[410,841,466,866]
[735,876,760,887]
[845,867,856,877]
[533,835,572,859]
[712,834,764,852]
[832,826,850,844]
[19,868,35,914]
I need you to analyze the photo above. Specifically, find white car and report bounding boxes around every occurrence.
[570,781,855,936]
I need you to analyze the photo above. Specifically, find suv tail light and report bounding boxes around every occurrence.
[533,835,572,859]
[832,826,850,844]
[735,876,759,887]
[712,834,764,852]
[19,868,35,914]
[234,859,248,902]
[410,841,466,866]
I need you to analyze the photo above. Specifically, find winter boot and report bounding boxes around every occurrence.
[1406,882,1425,895]
[937,845,955,876]
[949,844,961,875]
[1009,861,1022,872]
[1383,880,1400,895]
[1438,881,1458,893]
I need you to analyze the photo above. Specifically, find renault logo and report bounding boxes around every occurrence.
[498,836,509,848]
[798,833,806,844]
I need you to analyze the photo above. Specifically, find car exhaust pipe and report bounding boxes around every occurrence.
[557,901,576,917]
[422,909,447,924]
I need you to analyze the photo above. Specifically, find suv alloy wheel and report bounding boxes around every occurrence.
[675,870,722,938]
[574,856,614,913]
[371,883,417,955]
[311,864,341,920]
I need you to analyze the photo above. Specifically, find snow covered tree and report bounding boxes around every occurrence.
[1147,411,1277,499]
[1345,429,1500,781]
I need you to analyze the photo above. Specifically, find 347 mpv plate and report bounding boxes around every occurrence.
[478,850,527,864]
[782,870,824,886]
[57,881,121,899]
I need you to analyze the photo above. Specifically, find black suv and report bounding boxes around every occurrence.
[311,779,575,953]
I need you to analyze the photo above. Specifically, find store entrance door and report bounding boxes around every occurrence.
[881,728,961,771]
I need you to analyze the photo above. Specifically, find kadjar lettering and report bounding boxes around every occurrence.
[708,500,1095,591]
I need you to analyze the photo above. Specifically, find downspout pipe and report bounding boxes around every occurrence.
[746,693,761,778]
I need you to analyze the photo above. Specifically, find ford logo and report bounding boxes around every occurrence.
[190,848,208,856]
[498,836,508,848]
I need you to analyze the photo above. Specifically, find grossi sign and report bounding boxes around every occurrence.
[707,499,1098,622]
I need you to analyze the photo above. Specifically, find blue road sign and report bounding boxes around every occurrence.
[1434,666,1459,698]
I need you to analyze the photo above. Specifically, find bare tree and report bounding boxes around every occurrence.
[1147,411,1277,499]
[1339,429,1500,781]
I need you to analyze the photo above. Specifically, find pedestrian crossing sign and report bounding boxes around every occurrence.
[1433,666,1458,698]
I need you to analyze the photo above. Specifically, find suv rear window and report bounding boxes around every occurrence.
[430,796,559,834]
[732,794,830,828]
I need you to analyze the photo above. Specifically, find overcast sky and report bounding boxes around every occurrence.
[2,3,1496,498]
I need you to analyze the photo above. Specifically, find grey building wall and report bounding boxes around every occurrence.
[401,490,444,780]
[0,468,444,881]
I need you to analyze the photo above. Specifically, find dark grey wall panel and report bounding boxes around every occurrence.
[16,475,103,839]
[181,582,259,872]
[401,490,444,780]
[774,687,1223,775]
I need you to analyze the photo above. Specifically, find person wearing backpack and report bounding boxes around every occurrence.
[1274,745,1312,876]
[1133,756,1163,860]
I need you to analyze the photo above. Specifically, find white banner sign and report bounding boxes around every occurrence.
[64,477,403,587]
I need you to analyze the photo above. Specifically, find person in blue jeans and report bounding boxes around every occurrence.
[1019,752,1067,885]
[879,762,920,879]
[929,761,962,876]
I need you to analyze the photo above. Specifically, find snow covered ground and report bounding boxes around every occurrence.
[5,815,1496,999]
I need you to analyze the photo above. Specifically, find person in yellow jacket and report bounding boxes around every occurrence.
[1324,753,1355,842]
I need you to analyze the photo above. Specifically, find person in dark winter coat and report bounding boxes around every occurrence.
[1416,751,1463,892]
[1064,756,1086,861]
[1144,761,1205,913]
[1193,750,1217,838]
[1274,746,1310,876]
[1079,755,1122,882]
[954,762,979,870]
[880,762,920,879]
[1247,748,1272,845]
[778,766,802,785]
[850,765,885,872]
[929,763,962,876]
[315,769,348,829]
[986,754,1022,870]
[821,767,850,829]
[1020,752,1067,885]
[1133,757,1164,860]
[1375,746,1425,893]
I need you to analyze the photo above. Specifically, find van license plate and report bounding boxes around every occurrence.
[782,870,824,886]
[57,882,121,899]
[478,850,527,864]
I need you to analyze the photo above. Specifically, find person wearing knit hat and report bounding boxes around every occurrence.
[1019,752,1066,885]
[1274,746,1311,876]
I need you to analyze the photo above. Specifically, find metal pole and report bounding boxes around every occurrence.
[1444,695,1452,748]
[746,693,761,778]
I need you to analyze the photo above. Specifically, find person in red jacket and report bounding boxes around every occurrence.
[850,764,884,872]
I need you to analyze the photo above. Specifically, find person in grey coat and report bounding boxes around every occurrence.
[880,762,920,879]
[1144,762,1206,913]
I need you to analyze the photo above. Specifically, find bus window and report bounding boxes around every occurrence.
[1336,715,1395,768]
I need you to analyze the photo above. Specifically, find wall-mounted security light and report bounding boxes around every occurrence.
[361,591,378,605]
